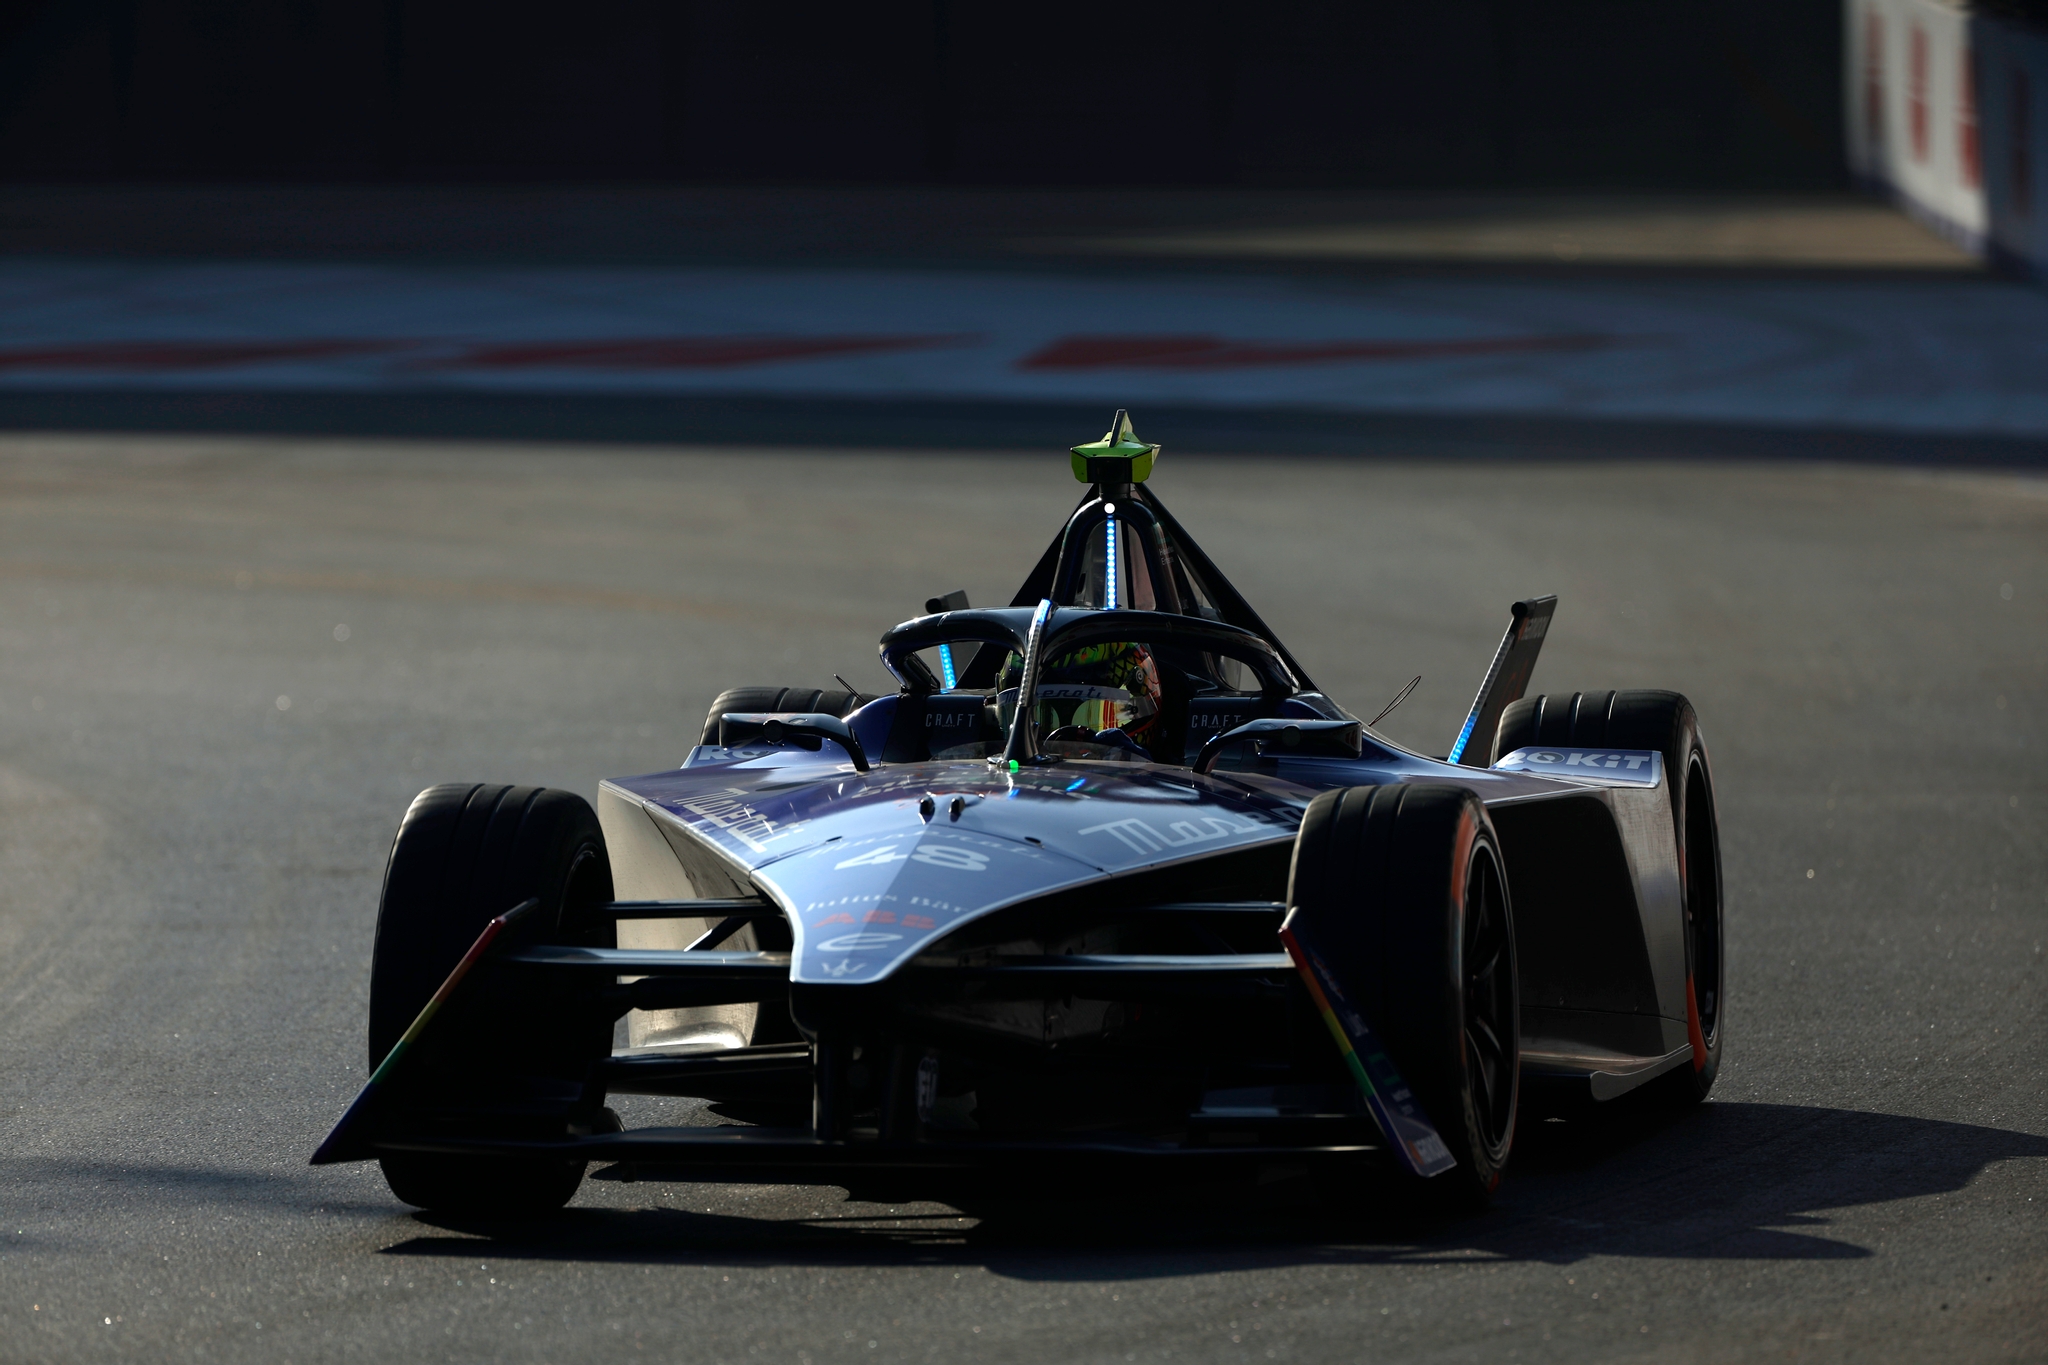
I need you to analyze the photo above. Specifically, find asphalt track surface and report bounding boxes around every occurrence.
[0,432,2043,1364]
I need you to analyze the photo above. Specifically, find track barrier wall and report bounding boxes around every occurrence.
[1846,0,2048,278]
[1,2,1843,190]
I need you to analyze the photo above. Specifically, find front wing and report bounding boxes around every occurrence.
[313,894,1407,1185]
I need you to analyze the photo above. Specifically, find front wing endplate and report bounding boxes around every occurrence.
[1279,918,1456,1178]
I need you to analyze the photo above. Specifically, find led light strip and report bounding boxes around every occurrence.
[1446,711,1480,765]
[1103,516,1119,610]
[1446,610,1525,765]
[1001,598,1056,767]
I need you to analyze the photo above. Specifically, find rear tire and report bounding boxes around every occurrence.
[1289,783,1519,1211]
[369,784,615,1214]
[1493,690,1724,1106]
[698,686,876,746]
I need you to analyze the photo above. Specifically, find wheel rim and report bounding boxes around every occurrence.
[1462,845,1516,1156]
[1684,755,1723,1048]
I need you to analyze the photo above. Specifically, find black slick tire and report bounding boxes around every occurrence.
[368,783,616,1215]
[1288,783,1519,1211]
[698,687,876,746]
[1493,690,1725,1105]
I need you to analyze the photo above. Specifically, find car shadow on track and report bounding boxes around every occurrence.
[376,1102,2048,1277]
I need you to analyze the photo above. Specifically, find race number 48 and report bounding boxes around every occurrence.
[835,843,989,872]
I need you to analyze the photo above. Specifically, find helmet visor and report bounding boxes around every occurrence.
[1033,682,1155,735]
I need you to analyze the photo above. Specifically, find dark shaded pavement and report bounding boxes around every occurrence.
[0,437,2040,1362]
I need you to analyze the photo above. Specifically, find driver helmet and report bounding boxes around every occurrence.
[1033,641,1161,742]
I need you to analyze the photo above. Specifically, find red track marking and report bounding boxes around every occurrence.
[0,340,411,370]
[423,334,977,370]
[1018,333,1617,370]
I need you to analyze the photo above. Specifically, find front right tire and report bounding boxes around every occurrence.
[1493,689,1725,1106]
[697,686,876,746]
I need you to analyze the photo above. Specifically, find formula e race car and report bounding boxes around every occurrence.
[314,411,1725,1215]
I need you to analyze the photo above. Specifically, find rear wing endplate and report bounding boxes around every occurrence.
[1447,595,1557,767]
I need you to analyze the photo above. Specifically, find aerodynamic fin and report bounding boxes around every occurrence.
[1447,595,1557,766]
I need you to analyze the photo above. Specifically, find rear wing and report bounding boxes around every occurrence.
[1446,595,1557,767]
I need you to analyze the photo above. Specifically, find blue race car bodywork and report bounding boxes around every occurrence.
[316,412,1724,1210]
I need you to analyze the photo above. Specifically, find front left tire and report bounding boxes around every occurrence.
[1288,783,1519,1211]
[368,783,615,1214]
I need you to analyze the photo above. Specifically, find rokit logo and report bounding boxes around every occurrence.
[1529,750,1650,770]
[1494,746,1662,787]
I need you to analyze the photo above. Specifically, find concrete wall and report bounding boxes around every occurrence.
[1846,0,2048,277]
[0,0,1843,189]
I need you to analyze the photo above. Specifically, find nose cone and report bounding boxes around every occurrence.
[613,756,1306,986]
[764,822,1099,983]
